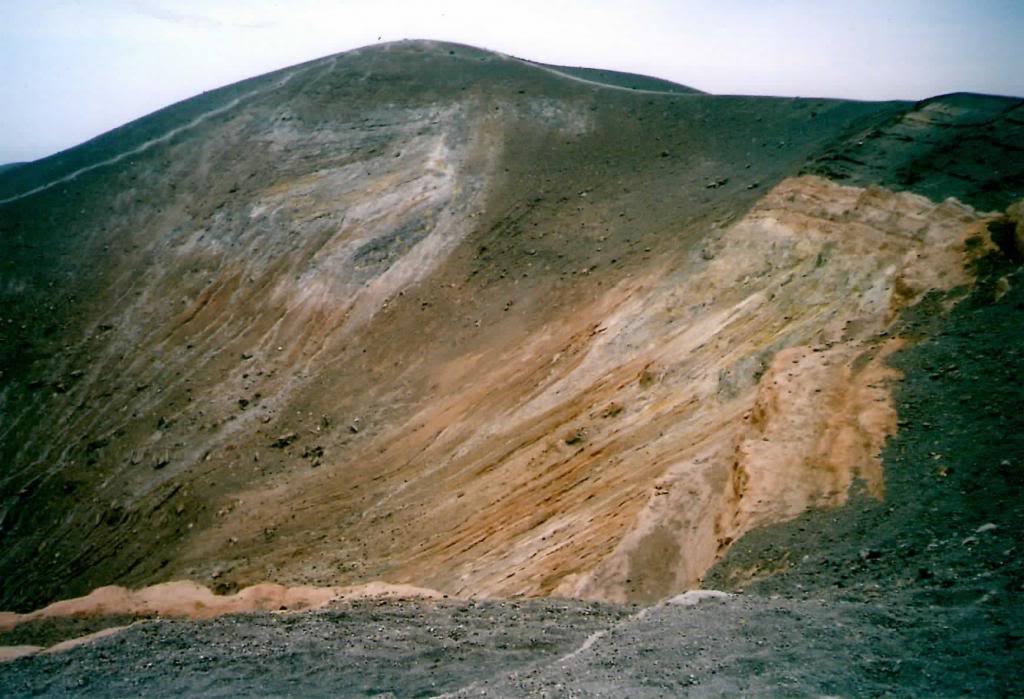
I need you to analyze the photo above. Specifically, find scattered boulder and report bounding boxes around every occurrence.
[271,433,298,449]
[302,446,325,460]
[667,589,732,606]
[564,428,586,445]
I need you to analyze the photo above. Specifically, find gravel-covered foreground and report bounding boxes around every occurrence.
[467,594,1021,698]
[0,598,628,697]
[2,592,1019,697]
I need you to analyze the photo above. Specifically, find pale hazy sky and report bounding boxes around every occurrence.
[2,0,1023,163]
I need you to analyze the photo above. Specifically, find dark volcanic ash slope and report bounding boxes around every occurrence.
[0,39,1022,616]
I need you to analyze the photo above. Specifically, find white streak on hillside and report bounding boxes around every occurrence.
[509,56,700,97]
[0,66,311,207]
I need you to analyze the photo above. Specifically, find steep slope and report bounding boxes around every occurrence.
[0,40,1020,612]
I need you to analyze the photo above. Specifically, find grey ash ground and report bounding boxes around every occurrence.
[0,599,629,698]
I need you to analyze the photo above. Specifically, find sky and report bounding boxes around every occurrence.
[2,0,1023,164]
